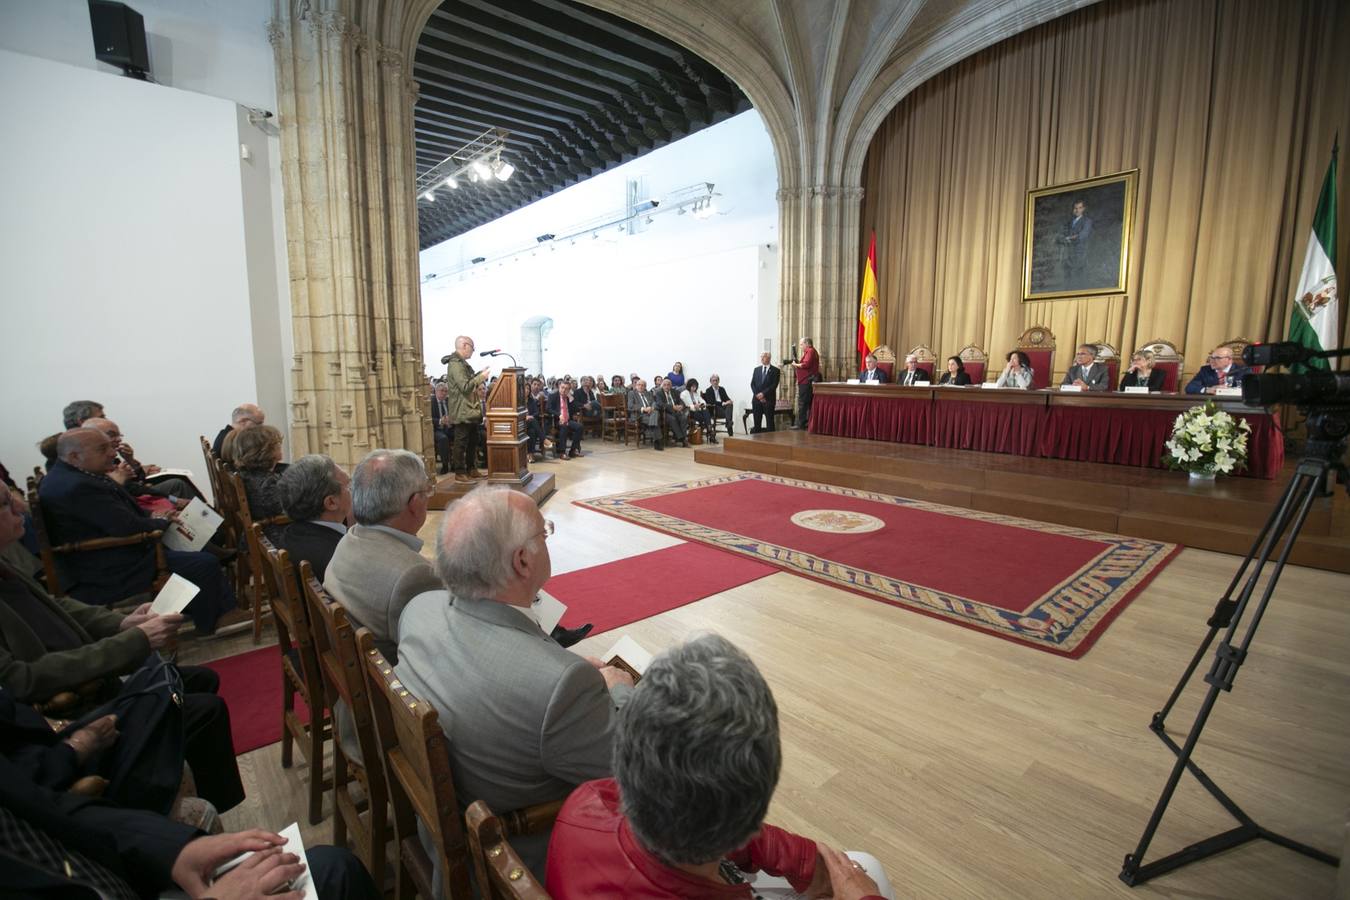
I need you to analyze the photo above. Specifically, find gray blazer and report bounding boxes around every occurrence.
[1062,362,1110,391]
[627,390,659,427]
[395,591,633,878]
[323,524,440,664]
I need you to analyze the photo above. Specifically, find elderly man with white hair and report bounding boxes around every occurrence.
[211,403,265,457]
[396,485,634,881]
[322,449,439,665]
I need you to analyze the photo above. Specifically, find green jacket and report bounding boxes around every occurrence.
[445,352,488,424]
[0,564,150,703]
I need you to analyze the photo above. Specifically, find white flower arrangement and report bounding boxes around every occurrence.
[1163,401,1251,476]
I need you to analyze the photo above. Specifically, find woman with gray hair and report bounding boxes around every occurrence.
[545,634,892,899]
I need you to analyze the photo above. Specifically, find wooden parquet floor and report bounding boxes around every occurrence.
[181,440,1350,899]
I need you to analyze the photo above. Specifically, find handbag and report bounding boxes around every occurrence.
[63,653,186,815]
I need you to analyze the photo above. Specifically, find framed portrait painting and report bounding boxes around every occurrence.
[1023,170,1138,300]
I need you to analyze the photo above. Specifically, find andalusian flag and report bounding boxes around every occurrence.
[857,232,880,361]
[1288,144,1338,373]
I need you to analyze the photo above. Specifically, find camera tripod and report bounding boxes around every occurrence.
[1119,408,1348,886]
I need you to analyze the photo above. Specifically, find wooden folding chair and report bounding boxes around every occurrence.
[357,627,472,900]
[301,563,391,891]
[258,530,331,824]
[465,799,560,900]
[226,470,289,642]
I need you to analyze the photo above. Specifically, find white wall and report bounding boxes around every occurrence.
[419,110,781,415]
[0,49,272,491]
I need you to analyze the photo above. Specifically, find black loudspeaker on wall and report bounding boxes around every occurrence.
[88,0,150,80]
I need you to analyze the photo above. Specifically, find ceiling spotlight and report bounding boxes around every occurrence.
[471,256,486,264]
[472,159,492,180]
[422,191,435,202]
[634,199,659,212]
[645,216,654,225]
[494,161,515,181]
[443,175,458,189]
[536,233,555,243]
[617,225,625,232]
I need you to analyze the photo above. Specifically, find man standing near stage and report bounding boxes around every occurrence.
[445,335,491,484]
[789,337,820,429]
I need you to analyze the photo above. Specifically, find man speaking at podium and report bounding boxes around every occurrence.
[445,335,491,484]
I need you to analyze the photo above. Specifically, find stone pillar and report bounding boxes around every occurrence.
[270,3,429,470]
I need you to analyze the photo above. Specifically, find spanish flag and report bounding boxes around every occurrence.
[857,231,880,361]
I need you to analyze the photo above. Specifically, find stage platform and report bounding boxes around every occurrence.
[693,430,1350,574]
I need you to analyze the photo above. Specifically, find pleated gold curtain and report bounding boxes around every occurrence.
[860,0,1350,379]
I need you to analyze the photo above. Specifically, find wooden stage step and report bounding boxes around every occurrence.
[693,431,1350,574]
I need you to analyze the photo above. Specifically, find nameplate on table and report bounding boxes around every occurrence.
[846,378,860,384]
[1059,385,1083,392]
[981,382,1003,389]
[1124,386,1150,394]
[1214,387,1242,397]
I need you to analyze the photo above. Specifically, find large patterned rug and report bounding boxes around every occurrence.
[576,472,1180,657]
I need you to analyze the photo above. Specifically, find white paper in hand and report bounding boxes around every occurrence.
[150,573,200,616]
[603,635,653,682]
[161,498,224,552]
[533,589,568,635]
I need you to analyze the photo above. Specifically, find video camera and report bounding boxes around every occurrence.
[1240,341,1350,407]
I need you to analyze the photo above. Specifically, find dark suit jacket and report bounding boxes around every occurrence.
[654,389,684,414]
[429,396,450,434]
[703,385,732,408]
[859,367,889,383]
[1119,368,1166,392]
[896,367,930,386]
[1185,364,1250,394]
[548,392,585,421]
[210,425,232,457]
[280,520,345,582]
[0,563,149,703]
[37,461,168,604]
[1062,362,1110,391]
[751,364,780,397]
[938,371,972,385]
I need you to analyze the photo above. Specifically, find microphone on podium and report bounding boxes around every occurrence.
[479,349,500,357]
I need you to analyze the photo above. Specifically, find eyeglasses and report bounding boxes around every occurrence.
[408,481,435,503]
[536,519,555,541]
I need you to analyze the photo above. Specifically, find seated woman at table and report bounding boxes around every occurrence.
[1118,349,1167,392]
[938,355,972,386]
[995,351,1034,389]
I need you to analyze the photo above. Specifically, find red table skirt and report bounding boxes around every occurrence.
[809,394,1283,478]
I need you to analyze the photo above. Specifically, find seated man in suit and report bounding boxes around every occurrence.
[896,354,929,386]
[278,454,351,582]
[1062,344,1110,391]
[628,379,664,450]
[322,449,439,665]
[1185,346,1250,394]
[859,353,889,383]
[548,377,585,460]
[61,399,104,430]
[750,352,781,433]
[211,403,265,457]
[576,376,603,419]
[396,485,635,880]
[703,373,734,436]
[429,382,451,475]
[655,377,689,448]
[82,418,199,502]
[38,430,236,635]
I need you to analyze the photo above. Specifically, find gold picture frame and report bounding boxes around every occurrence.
[1023,169,1138,301]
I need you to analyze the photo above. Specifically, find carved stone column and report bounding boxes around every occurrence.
[270,2,429,470]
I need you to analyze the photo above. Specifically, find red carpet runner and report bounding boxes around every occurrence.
[546,542,776,636]
[576,472,1180,657]
[204,646,309,755]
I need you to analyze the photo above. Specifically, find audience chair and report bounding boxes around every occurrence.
[1015,326,1057,390]
[301,564,392,890]
[1135,339,1184,392]
[905,344,937,381]
[226,470,290,643]
[1092,341,1120,387]
[199,436,221,506]
[465,799,561,900]
[25,482,167,604]
[957,343,989,384]
[871,344,897,381]
[258,530,332,825]
[599,393,627,443]
[357,627,472,900]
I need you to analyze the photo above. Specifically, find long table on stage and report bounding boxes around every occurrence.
[809,383,1284,478]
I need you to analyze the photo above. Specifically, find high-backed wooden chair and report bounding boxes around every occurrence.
[871,344,897,380]
[301,563,391,890]
[1092,341,1120,388]
[25,482,168,604]
[357,627,472,900]
[957,344,989,384]
[1135,339,1184,392]
[1016,326,1057,390]
[258,530,331,825]
[599,392,627,444]
[226,470,289,643]
[905,344,937,381]
[465,800,559,900]
[199,436,222,507]
[1221,336,1260,373]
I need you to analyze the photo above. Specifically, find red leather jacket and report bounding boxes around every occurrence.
[546,779,882,899]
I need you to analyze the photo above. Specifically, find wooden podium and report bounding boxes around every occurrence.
[429,366,555,510]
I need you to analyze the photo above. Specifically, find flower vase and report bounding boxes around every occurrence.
[1188,471,1216,483]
